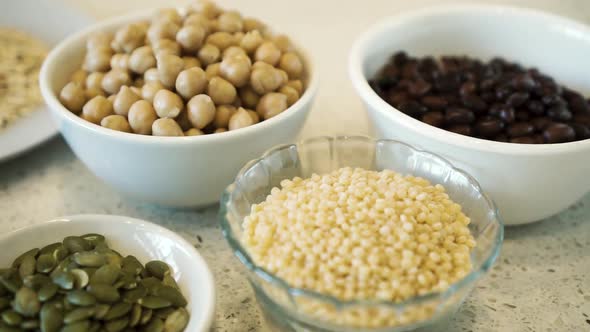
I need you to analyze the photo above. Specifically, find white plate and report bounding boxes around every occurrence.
[0,0,91,162]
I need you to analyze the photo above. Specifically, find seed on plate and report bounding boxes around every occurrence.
[37,283,58,302]
[66,290,96,307]
[139,296,172,309]
[14,287,40,317]
[145,261,170,279]
[35,254,56,274]
[87,284,120,303]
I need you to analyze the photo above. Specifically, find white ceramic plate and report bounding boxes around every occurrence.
[0,214,216,331]
[0,0,91,162]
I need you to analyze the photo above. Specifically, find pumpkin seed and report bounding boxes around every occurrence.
[51,271,74,290]
[60,319,89,332]
[14,287,40,317]
[88,321,101,332]
[18,255,36,278]
[52,247,69,262]
[0,325,21,332]
[121,256,143,276]
[63,307,95,324]
[0,270,21,293]
[90,265,120,286]
[154,307,175,319]
[0,282,7,297]
[20,318,39,330]
[36,254,57,274]
[62,237,91,253]
[1,310,22,326]
[22,274,51,291]
[122,284,147,304]
[164,308,189,332]
[80,234,105,246]
[39,243,62,255]
[104,302,132,320]
[143,317,164,332]
[66,290,96,306]
[153,285,187,307]
[104,317,128,332]
[140,277,162,295]
[93,304,111,320]
[138,296,171,310]
[129,304,141,327]
[73,252,105,268]
[0,298,10,311]
[162,275,179,290]
[38,283,58,302]
[139,308,152,325]
[70,269,89,289]
[87,284,120,303]
[11,249,39,268]
[145,261,170,280]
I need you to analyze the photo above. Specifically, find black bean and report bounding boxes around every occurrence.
[515,111,529,121]
[445,107,475,125]
[568,94,590,114]
[461,94,487,113]
[498,107,516,123]
[510,136,537,144]
[479,78,497,91]
[570,123,590,140]
[447,124,472,136]
[507,122,535,138]
[526,100,545,116]
[398,101,427,118]
[387,91,409,106]
[496,134,509,142]
[401,62,418,79]
[408,80,432,96]
[434,73,461,92]
[546,105,572,121]
[495,85,512,100]
[459,81,477,96]
[531,117,553,131]
[511,73,536,91]
[574,114,590,126]
[506,92,530,107]
[421,112,444,127]
[480,91,496,103]
[474,118,504,137]
[543,123,576,143]
[392,51,408,66]
[541,94,564,106]
[421,95,448,110]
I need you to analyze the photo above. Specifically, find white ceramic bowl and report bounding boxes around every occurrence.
[349,5,590,225]
[39,11,318,208]
[0,214,215,331]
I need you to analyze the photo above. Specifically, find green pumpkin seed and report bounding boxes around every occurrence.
[63,307,95,324]
[104,317,128,332]
[18,255,37,279]
[66,290,96,307]
[164,308,189,332]
[0,282,7,297]
[153,286,187,307]
[140,277,162,295]
[104,302,132,321]
[161,275,179,290]
[87,284,119,303]
[72,252,105,268]
[0,276,21,294]
[145,262,170,280]
[52,247,69,263]
[104,253,122,267]
[90,265,120,286]
[128,304,141,327]
[70,269,89,289]
[1,310,22,326]
[20,318,40,330]
[80,234,105,246]
[36,254,57,274]
[143,317,164,332]
[122,284,147,304]
[121,256,143,276]
[62,237,91,254]
[154,307,175,319]
[38,283,58,302]
[138,296,171,310]
[51,272,74,290]
[0,325,22,332]
[139,308,152,325]
[0,298,10,311]
[93,304,111,320]
[11,249,39,268]
[23,274,51,291]
[87,321,101,332]
[60,319,89,332]
[39,243,62,255]
[14,287,40,317]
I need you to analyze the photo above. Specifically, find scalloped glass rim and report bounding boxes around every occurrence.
[220,135,504,311]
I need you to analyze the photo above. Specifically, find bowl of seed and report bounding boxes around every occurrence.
[221,136,503,331]
[0,214,215,332]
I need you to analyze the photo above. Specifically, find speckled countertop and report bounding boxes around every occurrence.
[2,0,590,331]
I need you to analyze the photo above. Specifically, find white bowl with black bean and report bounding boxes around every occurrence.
[39,1,318,207]
[0,214,215,332]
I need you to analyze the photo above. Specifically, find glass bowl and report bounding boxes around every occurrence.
[220,136,503,332]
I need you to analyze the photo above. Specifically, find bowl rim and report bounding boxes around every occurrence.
[220,135,504,314]
[349,3,590,156]
[39,9,319,146]
[0,214,216,332]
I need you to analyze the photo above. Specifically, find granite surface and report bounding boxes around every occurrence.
[1,0,589,330]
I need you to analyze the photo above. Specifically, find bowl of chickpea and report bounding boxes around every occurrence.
[39,1,318,207]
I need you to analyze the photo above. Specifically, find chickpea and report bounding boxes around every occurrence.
[113,86,141,116]
[208,76,237,105]
[185,128,204,136]
[83,49,111,72]
[112,23,146,53]
[141,81,165,103]
[252,60,274,71]
[59,82,86,114]
[248,110,260,124]
[130,86,142,96]
[255,41,281,66]
[239,86,260,109]
[87,32,112,51]
[82,95,114,124]
[214,128,227,133]
[240,30,263,54]
[285,79,303,95]
[187,94,216,129]
[144,68,160,83]
[153,89,184,118]
[182,56,201,69]
[157,53,184,88]
[220,54,251,87]
[198,44,220,66]
[175,110,192,130]
[184,13,211,31]
[250,67,282,94]
[217,11,243,33]
[153,8,182,25]
[101,115,131,133]
[101,69,131,95]
[279,52,303,78]
[85,88,105,99]
[128,100,158,134]
[110,54,130,71]
[222,46,246,60]
[257,92,288,119]
[232,96,242,108]
[273,34,294,53]
[205,63,221,80]
[233,32,244,45]
[279,85,300,106]
[176,67,207,100]
[70,70,87,87]
[147,21,180,45]
[86,72,105,91]
[206,32,235,50]
[152,118,184,136]
[214,105,236,128]
[107,94,117,105]
[133,78,144,88]
[276,69,288,86]
[190,0,221,19]
[243,17,265,32]
[176,25,206,52]
[129,46,156,74]
[229,107,254,131]
[152,38,181,56]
